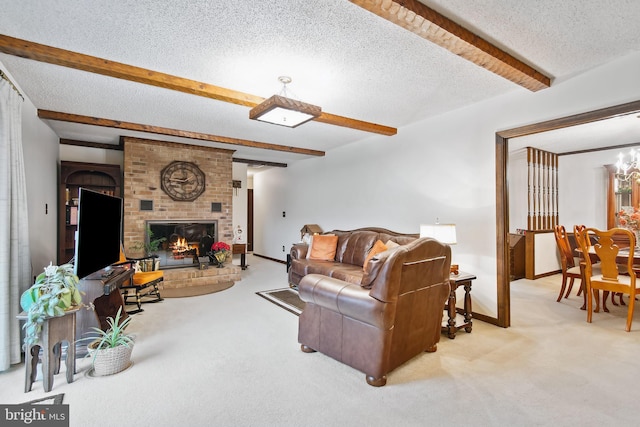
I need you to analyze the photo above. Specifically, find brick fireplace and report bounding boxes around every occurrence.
[122,137,240,289]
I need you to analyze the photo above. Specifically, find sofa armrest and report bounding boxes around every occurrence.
[290,243,309,260]
[298,274,394,329]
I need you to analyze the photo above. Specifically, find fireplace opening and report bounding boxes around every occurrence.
[146,220,217,269]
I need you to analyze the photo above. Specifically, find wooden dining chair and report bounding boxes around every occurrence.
[553,225,583,302]
[576,225,626,312]
[580,227,640,332]
[575,225,600,310]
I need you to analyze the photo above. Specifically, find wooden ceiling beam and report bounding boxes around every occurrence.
[39,110,325,157]
[233,158,288,168]
[60,138,124,151]
[349,0,551,92]
[0,34,396,136]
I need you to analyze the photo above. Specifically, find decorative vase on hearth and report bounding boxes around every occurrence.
[208,242,231,268]
[214,252,227,268]
[208,251,228,268]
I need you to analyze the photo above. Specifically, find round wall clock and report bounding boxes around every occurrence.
[160,161,206,201]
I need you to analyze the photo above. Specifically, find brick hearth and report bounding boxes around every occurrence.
[162,264,241,290]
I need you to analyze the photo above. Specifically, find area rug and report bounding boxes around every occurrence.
[21,393,65,405]
[256,288,305,315]
[161,281,234,298]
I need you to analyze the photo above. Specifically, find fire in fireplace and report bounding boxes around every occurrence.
[146,220,217,269]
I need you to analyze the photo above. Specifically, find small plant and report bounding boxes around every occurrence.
[79,307,135,375]
[87,307,134,352]
[20,262,83,349]
[146,226,167,253]
[131,225,167,256]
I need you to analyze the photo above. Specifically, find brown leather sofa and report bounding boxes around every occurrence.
[288,227,419,288]
[294,228,451,386]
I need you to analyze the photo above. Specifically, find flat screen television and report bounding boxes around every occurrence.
[74,188,123,279]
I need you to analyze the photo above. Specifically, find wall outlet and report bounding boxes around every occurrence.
[282,245,285,252]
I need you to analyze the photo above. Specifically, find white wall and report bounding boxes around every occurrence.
[508,148,528,233]
[59,144,124,168]
[232,162,248,243]
[8,68,60,278]
[254,51,640,319]
[558,149,618,229]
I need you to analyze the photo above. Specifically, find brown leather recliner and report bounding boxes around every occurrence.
[298,237,451,387]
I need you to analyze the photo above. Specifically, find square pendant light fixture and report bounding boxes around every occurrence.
[249,76,321,128]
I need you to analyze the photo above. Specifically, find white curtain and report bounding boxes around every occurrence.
[0,75,30,371]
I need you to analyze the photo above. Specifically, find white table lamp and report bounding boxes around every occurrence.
[421,223,458,274]
[420,223,457,245]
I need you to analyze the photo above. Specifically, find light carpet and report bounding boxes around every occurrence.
[3,254,640,426]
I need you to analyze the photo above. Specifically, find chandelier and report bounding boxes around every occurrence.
[616,149,640,183]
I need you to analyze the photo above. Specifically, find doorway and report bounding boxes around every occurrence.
[495,100,640,328]
[247,189,254,252]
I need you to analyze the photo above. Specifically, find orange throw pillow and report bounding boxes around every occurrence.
[363,240,387,270]
[307,235,339,261]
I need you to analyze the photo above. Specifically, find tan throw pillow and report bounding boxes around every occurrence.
[307,235,339,261]
[385,240,400,249]
[363,240,388,270]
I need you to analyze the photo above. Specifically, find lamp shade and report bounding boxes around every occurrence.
[300,224,323,239]
[420,224,457,245]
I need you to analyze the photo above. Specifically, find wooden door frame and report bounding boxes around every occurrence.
[495,100,640,328]
[247,188,254,252]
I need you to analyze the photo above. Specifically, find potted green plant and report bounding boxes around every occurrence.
[130,225,166,257]
[20,262,83,349]
[85,307,135,376]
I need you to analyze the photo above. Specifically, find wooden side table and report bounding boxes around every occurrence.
[442,271,476,339]
[232,243,248,270]
[17,306,80,392]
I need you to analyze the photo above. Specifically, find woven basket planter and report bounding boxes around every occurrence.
[88,341,134,376]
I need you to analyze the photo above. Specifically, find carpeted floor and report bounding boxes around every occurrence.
[256,288,305,315]
[8,255,640,425]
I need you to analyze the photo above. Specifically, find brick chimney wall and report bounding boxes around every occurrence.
[122,137,234,254]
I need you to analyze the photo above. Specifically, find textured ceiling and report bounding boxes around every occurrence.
[1,0,640,167]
